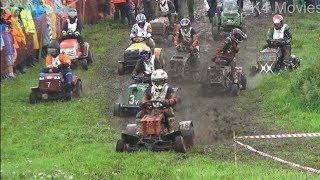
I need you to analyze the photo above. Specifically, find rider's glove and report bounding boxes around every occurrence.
[163,100,171,107]
[62,30,67,35]
[142,101,152,109]
[75,31,80,36]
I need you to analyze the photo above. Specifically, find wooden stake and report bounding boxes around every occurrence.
[234,131,237,167]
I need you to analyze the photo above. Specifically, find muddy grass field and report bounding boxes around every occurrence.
[1,1,320,179]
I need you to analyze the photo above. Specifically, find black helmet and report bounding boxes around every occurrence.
[47,40,60,58]
[230,28,247,44]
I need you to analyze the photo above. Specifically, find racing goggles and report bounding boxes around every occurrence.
[152,79,166,86]
[138,22,145,28]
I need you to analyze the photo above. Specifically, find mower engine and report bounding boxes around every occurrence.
[207,65,230,85]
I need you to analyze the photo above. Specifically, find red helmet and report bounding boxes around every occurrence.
[273,14,284,30]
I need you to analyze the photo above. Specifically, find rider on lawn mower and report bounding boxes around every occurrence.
[264,14,292,68]
[136,69,178,133]
[130,13,156,50]
[41,41,73,99]
[132,46,162,82]
[60,8,86,56]
[174,18,199,54]
[158,0,177,30]
[214,28,247,81]
[174,18,200,68]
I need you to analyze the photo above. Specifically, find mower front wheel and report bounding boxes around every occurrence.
[74,80,83,98]
[230,83,240,96]
[118,63,125,75]
[116,139,127,152]
[29,91,39,104]
[174,135,186,153]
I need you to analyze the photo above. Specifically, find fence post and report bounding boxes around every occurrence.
[233,131,237,167]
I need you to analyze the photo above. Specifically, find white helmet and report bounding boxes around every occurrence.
[136,13,147,24]
[151,69,168,91]
[67,8,77,18]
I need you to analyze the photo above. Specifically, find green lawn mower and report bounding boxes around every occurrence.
[113,75,151,116]
[212,0,244,39]
[114,75,181,117]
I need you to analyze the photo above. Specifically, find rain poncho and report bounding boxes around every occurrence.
[10,15,26,49]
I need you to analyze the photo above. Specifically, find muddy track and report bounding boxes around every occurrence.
[103,2,280,146]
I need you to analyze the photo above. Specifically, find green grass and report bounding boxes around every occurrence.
[1,16,320,179]
[251,14,320,131]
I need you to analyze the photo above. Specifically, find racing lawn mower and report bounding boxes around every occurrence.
[118,37,163,75]
[113,75,151,116]
[199,60,246,96]
[212,0,244,39]
[29,68,82,104]
[116,100,194,153]
[60,31,93,71]
[114,75,181,116]
[169,43,200,82]
[250,40,300,74]
[149,14,179,42]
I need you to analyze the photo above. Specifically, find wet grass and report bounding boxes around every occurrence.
[1,15,319,179]
[250,14,320,131]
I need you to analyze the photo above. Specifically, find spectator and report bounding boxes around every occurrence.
[205,0,218,23]
[0,24,16,78]
[111,0,132,24]
[142,0,156,21]
[20,2,39,63]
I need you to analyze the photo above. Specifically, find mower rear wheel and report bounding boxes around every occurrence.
[118,63,125,75]
[249,65,258,76]
[87,50,93,64]
[74,80,83,98]
[174,135,186,153]
[240,74,247,90]
[29,91,39,104]
[116,139,127,152]
[81,59,88,71]
[183,124,195,148]
[230,83,240,96]
[113,103,123,116]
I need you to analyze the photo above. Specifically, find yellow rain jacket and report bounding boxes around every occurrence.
[20,8,40,49]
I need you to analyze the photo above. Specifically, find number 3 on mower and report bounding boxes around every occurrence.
[129,95,135,105]
[129,94,140,105]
